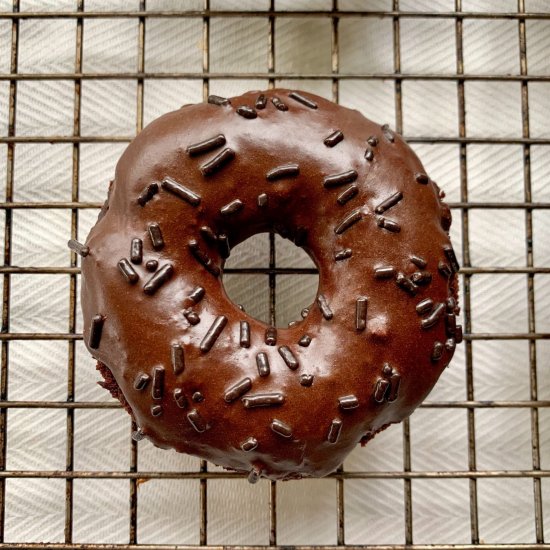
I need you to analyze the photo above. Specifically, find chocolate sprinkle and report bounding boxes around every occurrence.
[337,184,358,206]
[432,341,444,362]
[200,225,218,244]
[446,297,457,313]
[151,404,162,417]
[208,94,230,106]
[188,239,220,277]
[339,395,359,410]
[324,130,344,147]
[396,272,418,296]
[241,437,258,452]
[300,373,314,387]
[289,91,318,109]
[118,258,139,284]
[375,191,403,214]
[381,124,395,143]
[237,105,257,119]
[416,298,434,315]
[240,321,251,348]
[143,264,174,295]
[173,388,187,408]
[171,343,185,375]
[224,377,252,403]
[187,409,208,433]
[130,238,142,264]
[257,193,268,207]
[317,294,333,320]
[271,419,292,438]
[415,173,429,185]
[248,468,261,484]
[438,261,452,278]
[444,245,460,273]
[187,134,226,157]
[334,208,362,235]
[373,378,390,403]
[218,234,231,259]
[186,298,207,323]
[356,297,368,331]
[421,302,446,329]
[410,271,432,286]
[324,169,358,188]
[192,392,204,403]
[446,313,456,337]
[220,199,244,216]
[327,419,342,444]
[298,334,312,347]
[145,259,158,272]
[162,176,201,207]
[148,222,164,250]
[265,326,277,346]
[455,325,464,344]
[364,147,374,161]
[445,338,456,352]
[374,266,395,279]
[367,136,378,147]
[137,182,159,206]
[68,239,89,257]
[200,315,228,352]
[256,352,270,377]
[272,97,288,111]
[152,366,164,400]
[134,373,150,391]
[200,148,235,177]
[242,392,285,408]
[335,248,352,261]
[89,314,104,349]
[266,163,300,181]
[410,254,427,269]
[387,371,401,402]
[189,286,205,304]
[278,346,299,370]
[377,216,401,233]
[255,94,267,109]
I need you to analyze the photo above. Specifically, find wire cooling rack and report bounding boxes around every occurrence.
[0,0,549,548]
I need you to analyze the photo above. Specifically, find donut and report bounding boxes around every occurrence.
[74,89,461,481]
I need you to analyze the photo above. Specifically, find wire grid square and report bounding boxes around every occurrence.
[18,18,76,73]
[144,17,203,72]
[135,480,201,545]
[73,479,130,544]
[4,478,66,542]
[16,79,75,136]
[411,479,471,544]
[400,17,456,73]
[344,478,405,544]
[0,0,548,548]
[82,18,139,73]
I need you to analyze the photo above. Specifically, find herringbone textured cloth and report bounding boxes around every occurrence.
[0,0,548,545]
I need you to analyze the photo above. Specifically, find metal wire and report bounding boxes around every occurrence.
[0,1,548,549]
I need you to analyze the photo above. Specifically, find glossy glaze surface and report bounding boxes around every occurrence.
[80,89,459,480]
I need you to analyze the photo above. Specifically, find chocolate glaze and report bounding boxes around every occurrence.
[80,89,459,481]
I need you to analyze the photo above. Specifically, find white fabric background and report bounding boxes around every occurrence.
[0,0,549,545]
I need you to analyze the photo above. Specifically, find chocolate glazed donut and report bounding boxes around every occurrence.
[76,89,461,482]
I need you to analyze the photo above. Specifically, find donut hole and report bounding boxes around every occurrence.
[222,233,319,328]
